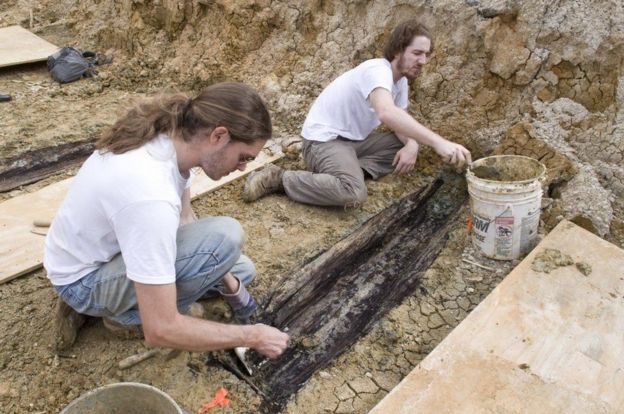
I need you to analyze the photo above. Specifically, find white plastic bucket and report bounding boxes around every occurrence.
[466,155,546,260]
[60,382,186,414]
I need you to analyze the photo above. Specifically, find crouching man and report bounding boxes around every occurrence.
[44,82,289,358]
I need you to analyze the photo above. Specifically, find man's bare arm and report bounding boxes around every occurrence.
[135,282,289,358]
[369,88,471,167]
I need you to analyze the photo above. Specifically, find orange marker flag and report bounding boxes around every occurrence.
[197,387,230,414]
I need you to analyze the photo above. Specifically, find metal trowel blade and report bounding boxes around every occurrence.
[234,346,253,376]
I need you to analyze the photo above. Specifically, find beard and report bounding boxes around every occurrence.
[199,146,232,180]
[397,54,422,80]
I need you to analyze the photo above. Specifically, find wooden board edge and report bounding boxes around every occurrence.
[190,153,282,200]
[0,56,50,68]
[0,262,45,285]
[0,152,283,285]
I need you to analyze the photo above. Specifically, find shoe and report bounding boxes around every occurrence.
[102,302,204,339]
[242,164,284,202]
[54,298,86,352]
[221,278,258,324]
[102,317,144,340]
[185,302,206,319]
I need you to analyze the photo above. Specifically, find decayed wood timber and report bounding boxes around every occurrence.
[215,171,468,413]
[0,138,96,192]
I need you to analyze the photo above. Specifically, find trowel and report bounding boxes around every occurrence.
[233,346,253,376]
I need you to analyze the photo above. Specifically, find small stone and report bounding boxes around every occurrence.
[299,334,321,349]
[335,400,355,413]
[269,227,285,238]
[0,382,12,397]
[575,261,592,276]
[531,248,574,273]
[319,370,331,379]
[335,383,355,401]
[348,376,378,394]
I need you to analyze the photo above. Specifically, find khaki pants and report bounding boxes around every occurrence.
[282,132,403,207]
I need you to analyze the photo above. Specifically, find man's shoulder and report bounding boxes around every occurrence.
[355,58,392,71]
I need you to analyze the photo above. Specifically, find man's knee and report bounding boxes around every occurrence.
[338,181,368,208]
[232,255,256,286]
[196,216,245,249]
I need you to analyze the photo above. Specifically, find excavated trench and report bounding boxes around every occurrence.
[214,172,467,412]
[0,1,623,413]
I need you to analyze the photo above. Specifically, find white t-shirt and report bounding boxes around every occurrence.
[44,134,191,286]
[301,58,408,142]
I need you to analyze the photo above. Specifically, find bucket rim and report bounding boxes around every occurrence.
[60,382,184,414]
[467,155,546,184]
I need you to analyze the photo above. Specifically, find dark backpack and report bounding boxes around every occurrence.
[47,47,98,84]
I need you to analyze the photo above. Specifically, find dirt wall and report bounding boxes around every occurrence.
[1,1,623,413]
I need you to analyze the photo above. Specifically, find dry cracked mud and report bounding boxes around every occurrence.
[1,0,623,413]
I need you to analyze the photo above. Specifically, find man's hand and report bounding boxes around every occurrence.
[432,139,472,168]
[135,282,289,356]
[249,324,290,359]
[393,140,419,174]
[369,88,473,169]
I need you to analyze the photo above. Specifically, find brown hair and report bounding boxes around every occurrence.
[97,82,272,154]
[383,19,433,62]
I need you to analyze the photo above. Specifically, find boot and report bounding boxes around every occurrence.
[242,164,284,202]
[102,317,144,340]
[102,302,204,340]
[54,297,86,352]
[221,278,258,324]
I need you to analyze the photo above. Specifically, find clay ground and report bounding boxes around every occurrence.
[0,63,518,414]
[2,1,624,413]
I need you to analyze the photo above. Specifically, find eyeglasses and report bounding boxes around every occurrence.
[238,154,256,164]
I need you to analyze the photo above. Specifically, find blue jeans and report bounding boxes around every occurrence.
[53,217,256,325]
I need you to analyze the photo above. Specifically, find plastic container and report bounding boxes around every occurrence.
[466,155,546,260]
[60,382,187,414]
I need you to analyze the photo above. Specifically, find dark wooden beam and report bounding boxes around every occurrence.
[0,138,95,192]
[212,170,468,413]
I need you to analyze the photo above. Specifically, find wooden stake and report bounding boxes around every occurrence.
[462,258,495,272]
[118,349,159,370]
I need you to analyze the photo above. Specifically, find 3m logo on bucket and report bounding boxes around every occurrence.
[473,215,490,233]
[471,214,489,243]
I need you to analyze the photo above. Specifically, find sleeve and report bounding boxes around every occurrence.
[357,62,395,101]
[110,200,180,284]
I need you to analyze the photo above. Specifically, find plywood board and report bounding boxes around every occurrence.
[0,152,282,284]
[370,220,624,414]
[0,25,59,68]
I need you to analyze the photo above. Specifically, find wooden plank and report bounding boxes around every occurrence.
[190,153,281,199]
[369,220,624,414]
[0,152,282,284]
[0,25,59,68]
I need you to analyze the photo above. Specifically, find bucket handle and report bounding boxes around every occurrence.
[477,204,513,225]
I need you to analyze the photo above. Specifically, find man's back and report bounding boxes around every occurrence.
[44,134,188,286]
[301,58,408,142]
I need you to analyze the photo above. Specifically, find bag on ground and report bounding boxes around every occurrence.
[47,47,97,84]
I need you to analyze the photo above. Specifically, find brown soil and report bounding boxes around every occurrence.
[1,1,623,413]
[470,156,544,182]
